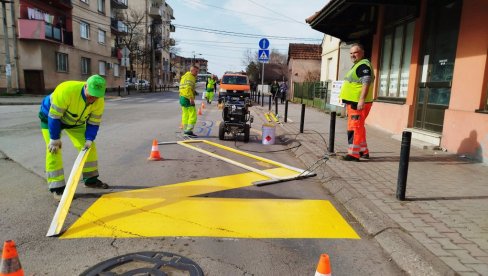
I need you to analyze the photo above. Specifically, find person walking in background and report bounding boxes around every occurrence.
[270,80,280,104]
[279,81,288,104]
[205,74,217,104]
[339,43,374,162]
[179,65,199,138]
[38,74,109,200]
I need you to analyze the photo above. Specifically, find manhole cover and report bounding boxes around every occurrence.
[80,251,204,276]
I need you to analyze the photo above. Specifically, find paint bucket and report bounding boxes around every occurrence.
[262,123,276,145]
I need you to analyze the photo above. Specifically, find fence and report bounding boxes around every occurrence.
[292,81,345,115]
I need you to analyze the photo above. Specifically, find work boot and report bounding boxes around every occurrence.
[360,152,370,159]
[50,187,65,201]
[84,179,109,189]
[342,154,360,162]
[184,131,198,138]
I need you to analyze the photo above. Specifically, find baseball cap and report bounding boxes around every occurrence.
[86,74,106,97]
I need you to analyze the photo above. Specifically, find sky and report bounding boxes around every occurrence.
[166,0,327,78]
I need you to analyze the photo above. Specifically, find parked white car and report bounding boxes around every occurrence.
[136,80,150,89]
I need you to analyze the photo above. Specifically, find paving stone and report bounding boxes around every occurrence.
[464,263,488,275]
[449,250,485,264]
[421,226,446,238]
[439,256,474,272]
[459,243,488,257]
[434,237,463,250]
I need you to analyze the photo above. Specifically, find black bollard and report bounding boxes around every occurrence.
[261,93,264,107]
[268,95,272,111]
[300,104,305,133]
[275,99,278,115]
[396,131,412,201]
[257,92,260,105]
[284,100,289,123]
[328,112,336,153]
[118,85,121,97]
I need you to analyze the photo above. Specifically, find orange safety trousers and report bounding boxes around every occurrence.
[346,103,372,158]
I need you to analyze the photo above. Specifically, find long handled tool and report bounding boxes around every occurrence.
[46,148,91,237]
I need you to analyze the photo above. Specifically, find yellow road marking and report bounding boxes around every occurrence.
[61,168,359,239]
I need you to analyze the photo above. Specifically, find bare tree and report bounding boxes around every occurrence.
[119,9,149,81]
[269,49,287,64]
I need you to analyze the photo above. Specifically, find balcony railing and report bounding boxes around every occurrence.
[17,19,73,45]
[111,0,128,9]
[110,18,128,34]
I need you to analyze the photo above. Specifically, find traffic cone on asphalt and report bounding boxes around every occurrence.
[314,254,331,276]
[201,102,206,109]
[179,122,183,129]
[197,107,202,116]
[0,240,24,276]
[147,139,162,161]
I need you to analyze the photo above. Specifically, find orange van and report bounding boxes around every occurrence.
[218,72,250,98]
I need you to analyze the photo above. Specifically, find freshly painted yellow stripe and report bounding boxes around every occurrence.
[61,168,359,239]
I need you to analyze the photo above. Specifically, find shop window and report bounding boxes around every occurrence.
[114,64,120,77]
[56,52,68,72]
[378,21,415,100]
[81,57,91,75]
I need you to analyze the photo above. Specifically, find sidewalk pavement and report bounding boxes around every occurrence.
[251,101,488,276]
[2,94,487,275]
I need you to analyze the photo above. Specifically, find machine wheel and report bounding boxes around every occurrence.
[243,124,250,143]
[219,122,226,140]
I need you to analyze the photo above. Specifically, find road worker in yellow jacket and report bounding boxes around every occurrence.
[205,75,217,104]
[179,65,199,138]
[38,74,108,200]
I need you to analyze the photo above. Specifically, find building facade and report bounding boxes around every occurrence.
[308,0,488,164]
[0,0,128,94]
[287,43,322,99]
[126,0,174,88]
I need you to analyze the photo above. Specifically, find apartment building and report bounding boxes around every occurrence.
[126,0,174,87]
[0,0,128,94]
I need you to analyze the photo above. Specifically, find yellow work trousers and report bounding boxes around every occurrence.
[41,124,99,190]
[206,92,214,102]
[181,106,197,132]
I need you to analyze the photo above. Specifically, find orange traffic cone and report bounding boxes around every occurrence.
[179,123,184,129]
[147,139,162,161]
[201,102,206,109]
[0,240,24,276]
[314,254,331,276]
[197,107,202,116]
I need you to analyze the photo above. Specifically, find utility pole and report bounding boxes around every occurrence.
[1,0,12,94]
[10,1,19,93]
[150,22,155,92]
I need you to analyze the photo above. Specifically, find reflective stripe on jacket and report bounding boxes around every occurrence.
[339,59,374,103]
[179,71,196,100]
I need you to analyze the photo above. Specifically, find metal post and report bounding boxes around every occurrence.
[328,112,336,154]
[275,99,278,115]
[300,104,305,133]
[284,100,289,123]
[257,91,260,104]
[2,2,12,94]
[268,95,272,111]
[118,85,121,97]
[261,93,264,107]
[150,24,155,92]
[396,131,412,201]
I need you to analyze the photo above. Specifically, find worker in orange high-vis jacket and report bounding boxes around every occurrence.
[339,43,374,162]
[39,74,109,200]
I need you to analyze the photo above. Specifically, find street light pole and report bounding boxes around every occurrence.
[1,1,12,94]
[150,23,156,92]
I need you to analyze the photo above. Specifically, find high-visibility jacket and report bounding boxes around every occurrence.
[339,59,374,103]
[39,81,104,141]
[179,71,196,100]
[206,78,216,91]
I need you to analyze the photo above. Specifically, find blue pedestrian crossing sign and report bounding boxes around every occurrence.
[258,49,270,62]
[259,38,270,49]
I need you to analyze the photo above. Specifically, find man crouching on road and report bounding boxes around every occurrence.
[39,74,109,200]
[179,65,199,138]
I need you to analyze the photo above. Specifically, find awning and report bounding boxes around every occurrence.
[307,0,419,42]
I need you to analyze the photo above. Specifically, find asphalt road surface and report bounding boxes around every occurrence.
[0,91,403,275]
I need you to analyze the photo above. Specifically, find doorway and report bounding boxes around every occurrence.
[24,70,45,95]
[414,0,462,133]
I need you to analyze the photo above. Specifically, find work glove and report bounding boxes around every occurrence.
[83,140,93,150]
[48,139,62,154]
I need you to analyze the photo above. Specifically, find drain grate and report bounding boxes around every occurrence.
[80,251,204,276]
